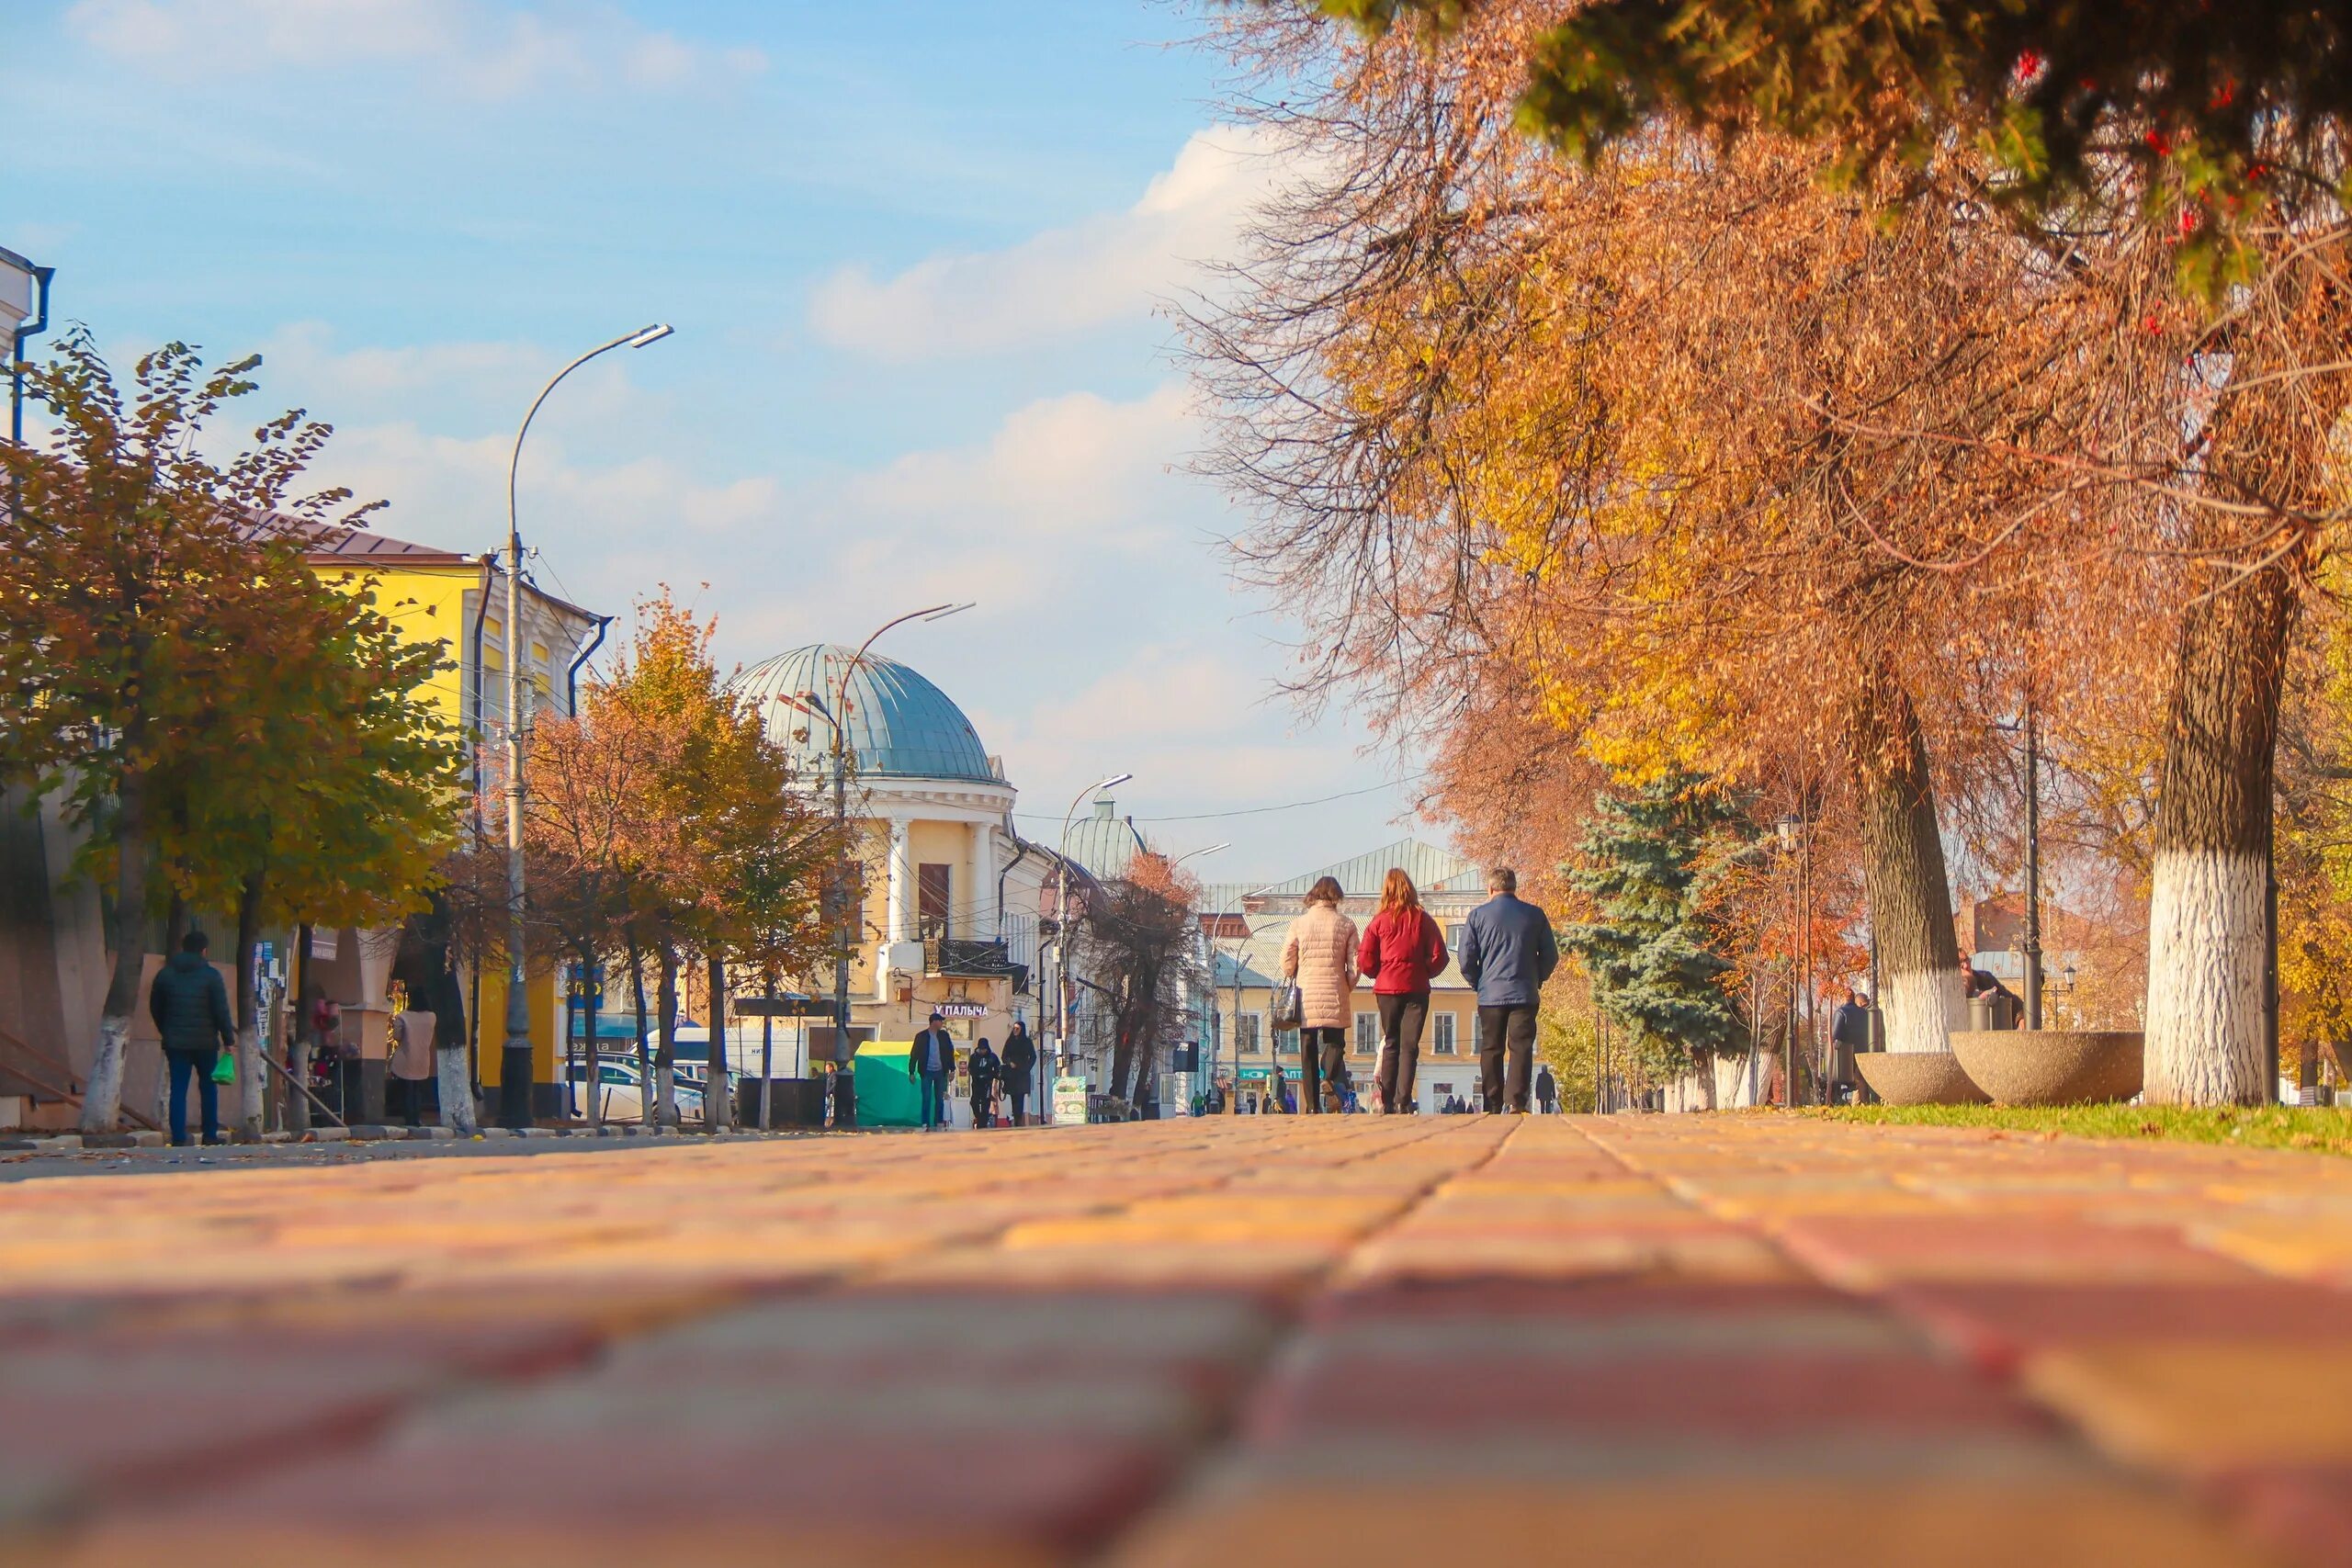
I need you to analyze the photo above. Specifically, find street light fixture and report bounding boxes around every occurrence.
[497,322,673,1130]
[1047,772,1133,1118]
[784,605,975,1084]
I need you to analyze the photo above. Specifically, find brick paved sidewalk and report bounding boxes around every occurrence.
[1,1114,2347,1565]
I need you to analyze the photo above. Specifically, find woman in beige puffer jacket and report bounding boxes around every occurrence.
[1279,875,1360,1114]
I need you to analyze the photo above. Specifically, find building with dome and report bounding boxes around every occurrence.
[732,646,1056,1079]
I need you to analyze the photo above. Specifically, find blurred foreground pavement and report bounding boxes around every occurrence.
[1,1112,2347,1566]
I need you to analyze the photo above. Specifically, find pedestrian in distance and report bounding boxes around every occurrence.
[389,1003,434,1128]
[908,1012,956,1131]
[1001,1020,1038,1126]
[1535,1063,1559,1115]
[967,1035,1001,1128]
[1358,867,1448,1114]
[148,930,234,1146]
[1456,866,1560,1113]
[1279,874,1361,1117]
[1831,989,1873,1104]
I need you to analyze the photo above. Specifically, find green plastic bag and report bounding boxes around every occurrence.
[209,1049,235,1087]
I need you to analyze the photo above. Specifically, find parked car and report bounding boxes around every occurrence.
[560,1057,704,1123]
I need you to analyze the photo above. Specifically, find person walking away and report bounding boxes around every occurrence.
[1279,875,1361,1117]
[1831,989,1873,1104]
[389,1003,435,1127]
[1001,1021,1038,1126]
[149,931,234,1146]
[1456,867,1559,1113]
[1358,868,1448,1114]
[908,1012,956,1131]
[967,1036,1001,1128]
[1535,1063,1559,1115]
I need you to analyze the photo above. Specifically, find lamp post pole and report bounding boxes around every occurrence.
[1165,842,1228,1105]
[498,322,672,1129]
[1050,773,1132,1122]
[776,606,971,1091]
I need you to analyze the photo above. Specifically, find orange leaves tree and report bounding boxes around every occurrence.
[1079,851,1204,1111]
[0,329,452,1131]
[524,592,841,1125]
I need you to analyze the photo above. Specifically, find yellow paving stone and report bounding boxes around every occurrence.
[1109,1482,2271,1568]
[2024,1343,2352,1469]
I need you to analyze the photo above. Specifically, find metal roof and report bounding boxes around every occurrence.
[1258,839,1483,898]
[733,645,1000,786]
[1060,796,1148,879]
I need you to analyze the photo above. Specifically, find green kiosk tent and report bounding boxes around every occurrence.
[853,1046,923,1128]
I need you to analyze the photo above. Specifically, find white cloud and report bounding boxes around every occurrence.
[807,124,1294,361]
[63,0,766,96]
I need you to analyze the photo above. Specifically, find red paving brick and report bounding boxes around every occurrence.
[1,1112,2347,1563]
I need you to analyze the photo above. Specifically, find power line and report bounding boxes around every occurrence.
[1013,775,1422,828]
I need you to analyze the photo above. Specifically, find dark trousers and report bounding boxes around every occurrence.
[971,1077,998,1127]
[1298,1027,1347,1113]
[1007,1084,1030,1126]
[917,1069,949,1128]
[165,1046,220,1145]
[392,1075,431,1127]
[1477,1004,1540,1111]
[1375,992,1429,1112]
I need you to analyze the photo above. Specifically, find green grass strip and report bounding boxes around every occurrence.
[1811,1102,2352,1156]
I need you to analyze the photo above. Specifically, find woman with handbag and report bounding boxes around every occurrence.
[1277,874,1360,1116]
[1358,868,1449,1113]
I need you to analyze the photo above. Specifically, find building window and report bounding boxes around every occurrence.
[1354,1011,1377,1055]
[1447,922,1466,952]
[918,863,952,938]
[1234,1012,1261,1055]
[1274,1030,1299,1056]
[1432,1012,1458,1055]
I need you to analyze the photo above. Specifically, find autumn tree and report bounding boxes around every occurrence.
[0,331,396,1131]
[1080,852,1204,1111]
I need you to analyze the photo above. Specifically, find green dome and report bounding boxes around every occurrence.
[734,645,999,785]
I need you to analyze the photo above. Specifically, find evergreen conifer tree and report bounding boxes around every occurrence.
[1565,773,1753,1076]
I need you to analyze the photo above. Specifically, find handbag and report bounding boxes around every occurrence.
[1271,980,1305,1031]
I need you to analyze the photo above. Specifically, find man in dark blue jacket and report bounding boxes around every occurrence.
[1455,868,1559,1113]
[148,931,235,1145]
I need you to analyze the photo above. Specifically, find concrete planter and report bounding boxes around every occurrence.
[1949,1030,2143,1107]
[1851,1052,1989,1107]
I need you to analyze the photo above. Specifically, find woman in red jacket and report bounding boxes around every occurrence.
[1357,867,1447,1113]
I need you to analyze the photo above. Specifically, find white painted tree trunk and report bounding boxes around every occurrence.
[237,1019,265,1139]
[79,1015,129,1134]
[436,1045,478,1134]
[1882,966,1967,1055]
[656,1062,678,1126]
[2144,848,2267,1104]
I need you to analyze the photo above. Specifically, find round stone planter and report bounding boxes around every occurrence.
[1851,1052,1988,1107]
[1949,1030,2143,1107]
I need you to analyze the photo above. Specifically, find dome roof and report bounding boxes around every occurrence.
[734,645,1000,786]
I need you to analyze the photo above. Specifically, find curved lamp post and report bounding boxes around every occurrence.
[1048,772,1132,1119]
[497,322,673,1129]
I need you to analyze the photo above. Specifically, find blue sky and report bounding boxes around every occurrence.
[6,0,1429,878]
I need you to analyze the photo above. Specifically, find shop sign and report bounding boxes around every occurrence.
[1051,1074,1088,1124]
[935,1002,989,1019]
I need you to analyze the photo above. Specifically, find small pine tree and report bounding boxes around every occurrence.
[1564,773,1753,1077]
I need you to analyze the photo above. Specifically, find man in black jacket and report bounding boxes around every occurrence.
[148,931,235,1145]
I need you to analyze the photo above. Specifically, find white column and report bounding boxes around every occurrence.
[967,821,994,941]
[886,817,911,945]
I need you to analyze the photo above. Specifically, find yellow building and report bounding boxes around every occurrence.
[1204,840,1490,1113]
[300,524,606,1113]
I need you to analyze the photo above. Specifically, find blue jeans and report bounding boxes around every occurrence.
[165,1046,220,1145]
[917,1070,949,1129]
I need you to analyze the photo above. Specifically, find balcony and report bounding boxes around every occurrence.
[925,937,1028,991]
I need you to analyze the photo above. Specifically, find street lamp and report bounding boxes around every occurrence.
[771,604,972,1085]
[1048,772,1132,1119]
[1165,843,1229,1103]
[1773,812,1812,1108]
[497,322,673,1129]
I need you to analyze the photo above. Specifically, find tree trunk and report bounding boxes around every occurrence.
[288,922,314,1134]
[233,870,266,1141]
[2144,560,2297,1105]
[1852,673,1965,1055]
[706,955,731,1133]
[80,785,152,1134]
[655,941,678,1127]
[628,935,651,1129]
